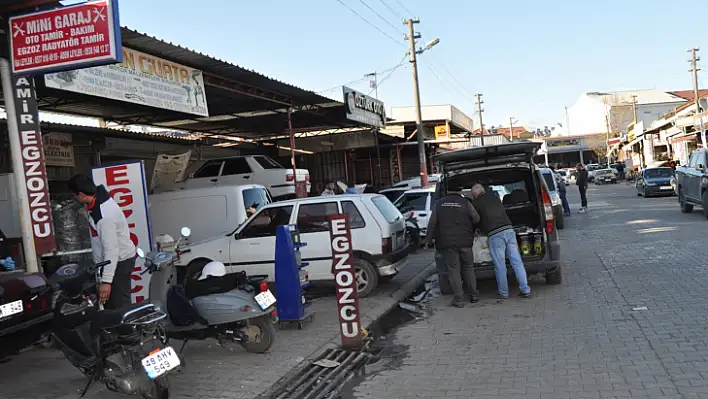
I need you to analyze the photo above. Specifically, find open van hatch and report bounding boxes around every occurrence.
[434,142,542,171]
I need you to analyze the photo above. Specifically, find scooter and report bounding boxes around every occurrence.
[400,206,421,249]
[47,260,176,399]
[139,227,277,354]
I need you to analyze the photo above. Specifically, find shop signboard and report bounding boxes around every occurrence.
[328,214,363,350]
[45,46,209,117]
[434,125,449,141]
[11,76,56,254]
[92,161,153,304]
[42,132,74,167]
[343,86,385,128]
[9,0,122,75]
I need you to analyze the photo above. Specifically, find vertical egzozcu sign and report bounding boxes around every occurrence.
[9,0,122,75]
[328,214,363,350]
[11,76,56,255]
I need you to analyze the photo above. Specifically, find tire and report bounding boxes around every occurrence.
[239,315,276,354]
[702,191,708,220]
[141,376,170,399]
[556,212,565,230]
[636,190,642,196]
[546,266,562,285]
[354,258,379,298]
[679,187,694,213]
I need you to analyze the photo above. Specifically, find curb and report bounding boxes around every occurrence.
[256,257,437,399]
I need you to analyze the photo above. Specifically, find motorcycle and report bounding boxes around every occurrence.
[400,206,421,250]
[47,260,176,399]
[139,227,277,354]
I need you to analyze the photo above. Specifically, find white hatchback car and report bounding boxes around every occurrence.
[177,194,409,297]
[394,187,436,238]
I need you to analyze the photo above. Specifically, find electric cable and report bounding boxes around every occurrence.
[393,0,415,17]
[315,56,408,94]
[377,0,403,19]
[335,0,404,47]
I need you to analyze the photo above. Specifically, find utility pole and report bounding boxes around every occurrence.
[689,48,705,147]
[475,93,485,146]
[366,72,383,188]
[404,18,428,186]
[508,116,515,142]
[631,94,638,123]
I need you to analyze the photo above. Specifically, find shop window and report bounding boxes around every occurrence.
[297,202,339,233]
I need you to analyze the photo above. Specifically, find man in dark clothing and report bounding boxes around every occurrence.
[550,166,570,216]
[576,163,589,213]
[470,184,531,299]
[425,185,481,307]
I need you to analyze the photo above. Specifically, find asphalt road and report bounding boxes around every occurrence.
[346,183,708,399]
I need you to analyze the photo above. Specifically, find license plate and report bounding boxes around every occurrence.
[0,300,23,318]
[604,178,612,181]
[141,347,180,380]
[255,289,277,310]
[660,186,672,190]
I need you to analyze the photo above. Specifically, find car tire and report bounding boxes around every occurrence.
[636,190,642,196]
[546,266,562,285]
[702,191,708,220]
[556,212,565,230]
[354,258,379,298]
[680,187,694,213]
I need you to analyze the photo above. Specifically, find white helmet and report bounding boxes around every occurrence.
[197,261,227,281]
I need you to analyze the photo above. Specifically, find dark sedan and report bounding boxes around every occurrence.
[636,167,675,197]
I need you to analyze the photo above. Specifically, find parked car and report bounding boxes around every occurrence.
[594,169,617,184]
[164,155,311,201]
[432,142,563,284]
[676,149,708,217]
[176,194,409,297]
[540,168,565,230]
[556,169,569,186]
[378,187,408,203]
[586,164,602,182]
[390,174,441,189]
[150,184,271,244]
[0,271,53,359]
[636,167,675,197]
[394,187,436,238]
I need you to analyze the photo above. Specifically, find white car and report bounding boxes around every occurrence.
[391,174,441,189]
[556,169,570,185]
[394,187,436,238]
[177,194,408,297]
[166,155,311,201]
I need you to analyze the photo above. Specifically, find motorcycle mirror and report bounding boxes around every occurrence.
[180,227,192,238]
[136,248,145,258]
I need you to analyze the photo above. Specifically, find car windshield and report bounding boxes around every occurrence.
[395,192,429,211]
[542,173,557,191]
[380,190,405,203]
[242,188,270,216]
[645,168,674,178]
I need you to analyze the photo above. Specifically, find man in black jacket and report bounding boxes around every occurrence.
[576,163,589,213]
[470,184,531,299]
[425,185,480,307]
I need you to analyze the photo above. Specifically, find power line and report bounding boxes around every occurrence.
[335,0,404,47]
[423,60,475,107]
[377,0,402,19]
[315,58,407,94]
[357,0,405,35]
[393,0,414,17]
[369,54,408,95]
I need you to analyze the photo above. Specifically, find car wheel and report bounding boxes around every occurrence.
[546,266,562,284]
[702,191,708,220]
[354,258,379,298]
[679,187,694,213]
[636,189,642,196]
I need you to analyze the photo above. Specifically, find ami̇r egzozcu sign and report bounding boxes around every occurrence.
[9,0,122,75]
[11,76,56,254]
[328,214,363,350]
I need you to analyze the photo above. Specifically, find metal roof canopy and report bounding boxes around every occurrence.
[0,26,359,140]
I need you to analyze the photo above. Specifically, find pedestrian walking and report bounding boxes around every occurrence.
[68,174,137,310]
[469,184,531,299]
[425,185,480,308]
[576,163,588,213]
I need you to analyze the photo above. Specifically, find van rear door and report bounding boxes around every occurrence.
[434,142,542,172]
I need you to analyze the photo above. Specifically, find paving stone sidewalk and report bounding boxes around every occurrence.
[0,250,435,399]
[347,185,708,399]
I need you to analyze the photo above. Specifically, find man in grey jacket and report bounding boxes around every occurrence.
[425,185,481,307]
[69,174,137,309]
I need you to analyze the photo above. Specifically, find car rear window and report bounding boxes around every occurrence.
[254,156,284,169]
[396,193,428,211]
[380,190,405,203]
[596,170,613,177]
[557,170,567,176]
[645,168,674,178]
[372,196,403,223]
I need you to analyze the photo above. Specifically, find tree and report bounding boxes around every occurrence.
[601,93,634,139]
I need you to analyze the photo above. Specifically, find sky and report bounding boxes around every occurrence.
[63,0,708,129]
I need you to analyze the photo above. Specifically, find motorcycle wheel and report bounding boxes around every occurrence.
[239,315,276,354]
[141,376,169,399]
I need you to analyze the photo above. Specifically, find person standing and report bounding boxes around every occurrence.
[425,185,480,307]
[576,163,589,213]
[68,174,137,310]
[321,181,337,196]
[550,166,571,216]
[470,184,531,299]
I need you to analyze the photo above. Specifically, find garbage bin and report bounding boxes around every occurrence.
[435,251,452,295]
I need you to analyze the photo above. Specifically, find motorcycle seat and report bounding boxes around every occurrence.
[91,302,150,333]
[185,274,238,299]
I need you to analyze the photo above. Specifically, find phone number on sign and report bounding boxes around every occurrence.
[14,45,110,68]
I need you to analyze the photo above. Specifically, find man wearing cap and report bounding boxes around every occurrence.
[425,184,480,308]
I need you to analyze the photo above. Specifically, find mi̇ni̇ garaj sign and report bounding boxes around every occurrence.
[343,86,385,128]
